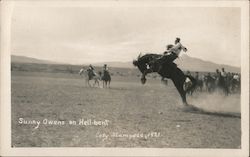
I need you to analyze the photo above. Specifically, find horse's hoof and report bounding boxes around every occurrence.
[158,111,163,115]
[183,104,201,112]
[141,78,147,84]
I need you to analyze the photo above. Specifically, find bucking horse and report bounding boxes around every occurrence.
[133,53,196,105]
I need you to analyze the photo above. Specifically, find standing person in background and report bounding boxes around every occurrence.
[215,68,221,79]
[215,69,221,77]
[195,72,199,80]
[221,68,227,78]
[186,70,191,77]
[220,68,229,95]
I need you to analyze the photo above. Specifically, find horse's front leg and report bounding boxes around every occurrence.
[88,79,91,87]
[85,78,88,87]
[96,79,100,87]
[141,74,147,84]
[141,69,153,84]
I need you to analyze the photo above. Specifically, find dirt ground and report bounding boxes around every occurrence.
[11,71,241,148]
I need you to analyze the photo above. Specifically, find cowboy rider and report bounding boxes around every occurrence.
[88,64,94,71]
[103,64,109,72]
[150,37,188,72]
[87,64,97,76]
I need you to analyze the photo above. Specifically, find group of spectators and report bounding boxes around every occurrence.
[186,68,241,94]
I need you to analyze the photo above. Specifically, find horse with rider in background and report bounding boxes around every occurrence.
[79,65,100,87]
[101,64,111,88]
[203,72,216,93]
[230,73,241,93]
[194,72,203,92]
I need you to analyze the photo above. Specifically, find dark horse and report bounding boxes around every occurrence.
[133,53,196,105]
[217,75,230,96]
[202,73,230,95]
[204,74,216,93]
[101,70,111,88]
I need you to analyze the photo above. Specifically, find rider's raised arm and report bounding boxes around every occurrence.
[178,43,188,52]
[170,42,187,52]
[181,43,188,52]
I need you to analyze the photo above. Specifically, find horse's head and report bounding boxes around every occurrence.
[134,53,153,71]
[132,59,139,67]
[133,53,158,84]
[133,53,141,66]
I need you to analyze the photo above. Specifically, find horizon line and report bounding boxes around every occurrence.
[11,54,241,68]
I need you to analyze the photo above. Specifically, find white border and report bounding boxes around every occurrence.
[1,0,249,156]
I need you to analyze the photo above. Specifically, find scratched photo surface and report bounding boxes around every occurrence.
[11,2,241,148]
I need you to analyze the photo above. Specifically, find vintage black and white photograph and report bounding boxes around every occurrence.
[1,0,249,156]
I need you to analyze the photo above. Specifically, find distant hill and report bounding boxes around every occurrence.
[11,55,240,73]
[175,54,240,73]
[94,54,240,73]
[93,61,134,69]
[11,55,60,64]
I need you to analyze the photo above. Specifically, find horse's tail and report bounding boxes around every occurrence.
[185,75,197,93]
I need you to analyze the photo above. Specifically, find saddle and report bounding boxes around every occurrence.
[149,55,177,72]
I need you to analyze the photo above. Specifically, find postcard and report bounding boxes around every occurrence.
[0,0,249,156]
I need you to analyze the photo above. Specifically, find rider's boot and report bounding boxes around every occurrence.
[156,56,167,73]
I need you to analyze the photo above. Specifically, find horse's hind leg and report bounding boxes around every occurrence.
[88,80,92,87]
[86,79,90,87]
[103,81,105,88]
[97,80,100,87]
[172,79,188,105]
[224,86,229,96]
[105,81,107,88]
[94,79,99,87]
[108,80,111,88]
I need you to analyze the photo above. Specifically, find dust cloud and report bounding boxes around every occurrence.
[187,90,240,116]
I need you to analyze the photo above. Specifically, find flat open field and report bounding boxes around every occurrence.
[11,70,241,148]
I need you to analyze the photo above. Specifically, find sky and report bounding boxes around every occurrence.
[11,3,241,67]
